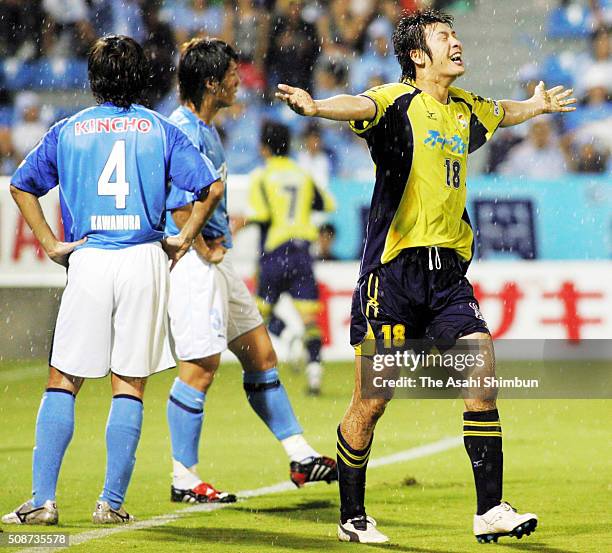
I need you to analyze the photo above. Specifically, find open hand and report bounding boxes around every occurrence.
[275,84,318,116]
[47,237,87,267]
[533,81,577,114]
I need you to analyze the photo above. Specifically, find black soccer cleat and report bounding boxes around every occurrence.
[290,455,338,487]
[171,482,237,504]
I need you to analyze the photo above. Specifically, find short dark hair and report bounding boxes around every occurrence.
[320,223,336,236]
[392,9,454,81]
[178,38,238,111]
[88,35,150,109]
[261,121,290,156]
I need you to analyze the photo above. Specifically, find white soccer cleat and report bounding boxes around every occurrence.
[473,501,538,543]
[92,500,135,524]
[337,515,389,543]
[1,499,58,525]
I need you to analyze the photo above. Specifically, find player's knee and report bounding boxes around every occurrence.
[178,357,219,392]
[247,346,278,372]
[47,366,84,395]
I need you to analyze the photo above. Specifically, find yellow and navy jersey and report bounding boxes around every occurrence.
[248,156,335,253]
[350,81,504,276]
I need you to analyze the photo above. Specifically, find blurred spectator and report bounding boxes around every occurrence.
[141,0,177,109]
[499,118,569,179]
[317,0,370,60]
[574,26,612,96]
[574,138,609,172]
[0,0,44,59]
[266,0,320,93]
[297,122,331,190]
[315,60,350,98]
[224,0,269,91]
[92,0,146,44]
[42,0,95,57]
[350,19,400,92]
[563,65,612,152]
[11,92,48,164]
[315,223,338,261]
[590,0,612,27]
[160,0,224,46]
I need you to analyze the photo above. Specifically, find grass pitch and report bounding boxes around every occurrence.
[1,359,610,552]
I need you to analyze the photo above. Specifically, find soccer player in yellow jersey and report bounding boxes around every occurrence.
[276,9,576,545]
[248,121,335,394]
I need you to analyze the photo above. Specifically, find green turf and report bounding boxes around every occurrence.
[1,360,611,552]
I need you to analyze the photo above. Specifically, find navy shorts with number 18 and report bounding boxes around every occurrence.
[350,247,489,350]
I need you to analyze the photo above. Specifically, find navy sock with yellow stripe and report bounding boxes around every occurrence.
[336,425,372,523]
[463,409,503,515]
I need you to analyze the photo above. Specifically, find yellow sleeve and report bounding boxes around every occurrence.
[466,91,505,153]
[349,83,413,136]
[247,169,270,223]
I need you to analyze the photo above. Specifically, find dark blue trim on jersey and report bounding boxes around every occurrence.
[169,394,203,413]
[359,90,418,278]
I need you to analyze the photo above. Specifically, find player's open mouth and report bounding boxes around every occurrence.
[450,53,463,66]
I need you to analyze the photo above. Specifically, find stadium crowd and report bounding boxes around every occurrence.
[0,0,610,176]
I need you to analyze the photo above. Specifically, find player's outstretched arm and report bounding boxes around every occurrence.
[499,81,576,127]
[276,84,376,121]
[10,185,86,267]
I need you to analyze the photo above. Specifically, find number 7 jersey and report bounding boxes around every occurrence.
[11,103,218,249]
[350,82,504,276]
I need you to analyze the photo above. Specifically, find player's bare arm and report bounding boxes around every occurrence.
[276,84,376,121]
[10,185,86,267]
[165,179,226,267]
[499,81,576,127]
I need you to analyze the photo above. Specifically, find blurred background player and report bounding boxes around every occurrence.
[2,35,219,525]
[165,38,337,504]
[243,121,335,395]
[277,8,576,545]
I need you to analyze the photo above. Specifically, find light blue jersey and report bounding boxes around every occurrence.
[166,105,232,248]
[12,103,218,249]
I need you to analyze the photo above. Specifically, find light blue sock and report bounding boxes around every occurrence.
[99,395,143,510]
[32,389,75,507]
[243,368,302,440]
[167,378,205,468]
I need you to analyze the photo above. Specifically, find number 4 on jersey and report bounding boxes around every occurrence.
[98,140,129,209]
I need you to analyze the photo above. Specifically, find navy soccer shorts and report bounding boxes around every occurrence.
[257,240,319,306]
[350,247,489,350]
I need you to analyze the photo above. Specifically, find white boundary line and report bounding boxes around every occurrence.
[16,436,462,552]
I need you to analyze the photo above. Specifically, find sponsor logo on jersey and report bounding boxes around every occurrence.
[75,117,152,136]
[424,130,467,154]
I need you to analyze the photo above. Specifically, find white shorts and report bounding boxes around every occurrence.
[168,249,263,360]
[51,242,175,379]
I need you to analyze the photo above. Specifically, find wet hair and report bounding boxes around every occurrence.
[261,120,290,156]
[392,9,454,81]
[88,35,150,109]
[178,38,238,111]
